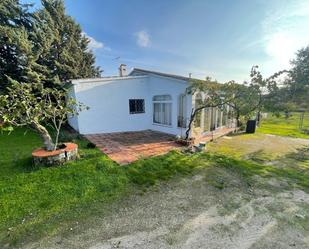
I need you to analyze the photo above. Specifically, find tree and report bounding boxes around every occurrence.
[36,0,102,86]
[0,0,35,91]
[184,66,289,140]
[259,46,309,114]
[185,78,241,140]
[0,0,102,92]
[288,46,309,109]
[0,79,87,151]
[225,80,261,128]
[249,66,290,118]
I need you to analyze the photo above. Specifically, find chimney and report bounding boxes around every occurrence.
[189,73,192,78]
[119,64,127,77]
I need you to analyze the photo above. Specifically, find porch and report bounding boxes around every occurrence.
[85,130,182,165]
[193,127,236,145]
[191,92,236,143]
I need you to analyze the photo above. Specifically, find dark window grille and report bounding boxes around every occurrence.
[129,99,145,114]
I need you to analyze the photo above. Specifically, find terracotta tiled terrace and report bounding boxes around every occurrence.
[85,130,182,165]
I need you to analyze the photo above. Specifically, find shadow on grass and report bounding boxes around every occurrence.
[226,131,247,137]
[12,156,38,173]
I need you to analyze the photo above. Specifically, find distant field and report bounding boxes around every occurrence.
[257,112,309,139]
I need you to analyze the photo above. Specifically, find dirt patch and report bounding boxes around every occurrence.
[22,134,309,249]
[207,133,309,160]
[23,172,309,249]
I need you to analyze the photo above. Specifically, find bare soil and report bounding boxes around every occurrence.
[23,134,309,249]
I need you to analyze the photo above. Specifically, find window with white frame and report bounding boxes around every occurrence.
[153,95,172,126]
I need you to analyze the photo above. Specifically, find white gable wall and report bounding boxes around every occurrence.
[69,75,192,137]
[70,76,150,134]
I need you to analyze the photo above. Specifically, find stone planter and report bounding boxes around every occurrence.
[32,143,78,166]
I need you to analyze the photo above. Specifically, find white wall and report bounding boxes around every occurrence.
[67,87,79,132]
[69,75,192,137]
[147,75,191,137]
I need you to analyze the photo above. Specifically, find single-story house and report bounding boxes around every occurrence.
[68,65,235,139]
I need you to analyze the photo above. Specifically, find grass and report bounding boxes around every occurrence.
[0,128,128,245]
[0,126,308,247]
[257,112,309,139]
[0,128,201,246]
[200,152,309,190]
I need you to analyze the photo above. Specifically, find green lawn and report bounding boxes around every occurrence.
[0,127,308,247]
[257,112,309,139]
[0,128,199,246]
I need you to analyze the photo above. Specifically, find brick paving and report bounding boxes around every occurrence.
[85,130,182,165]
[194,127,236,145]
[85,128,235,165]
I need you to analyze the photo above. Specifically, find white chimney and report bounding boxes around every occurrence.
[119,64,127,77]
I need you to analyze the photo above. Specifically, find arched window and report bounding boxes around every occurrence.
[152,95,172,101]
[153,95,172,126]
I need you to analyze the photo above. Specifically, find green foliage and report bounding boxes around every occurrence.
[248,66,290,116]
[0,0,101,91]
[0,80,87,150]
[0,0,35,91]
[37,0,102,85]
[186,78,242,139]
[288,46,309,109]
[258,46,309,113]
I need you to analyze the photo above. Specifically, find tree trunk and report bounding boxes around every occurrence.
[185,108,196,140]
[236,111,241,128]
[31,122,55,151]
[256,110,261,126]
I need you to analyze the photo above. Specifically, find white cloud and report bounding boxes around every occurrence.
[82,32,111,51]
[261,0,309,73]
[135,30,151,47]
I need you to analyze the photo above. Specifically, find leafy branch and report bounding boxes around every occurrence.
[0,79,87,151]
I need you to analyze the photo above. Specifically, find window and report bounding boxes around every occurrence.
[129,99,145,114]
[178,94,187,128]
[194,93,203,128]
[153,95,172,126]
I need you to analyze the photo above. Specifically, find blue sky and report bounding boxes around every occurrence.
[26,0,309,82]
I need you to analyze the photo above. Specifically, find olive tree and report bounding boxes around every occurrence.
[185,78,242,140]
[0,79,86,151]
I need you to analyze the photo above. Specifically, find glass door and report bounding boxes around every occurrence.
[210,107,216,131]
[203,108,210,132]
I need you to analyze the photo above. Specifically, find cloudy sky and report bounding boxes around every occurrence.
[27,0,309,82]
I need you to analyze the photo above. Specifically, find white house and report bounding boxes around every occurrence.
[68,65,234,139]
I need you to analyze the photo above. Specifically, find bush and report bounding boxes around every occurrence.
[87,142,96,149]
